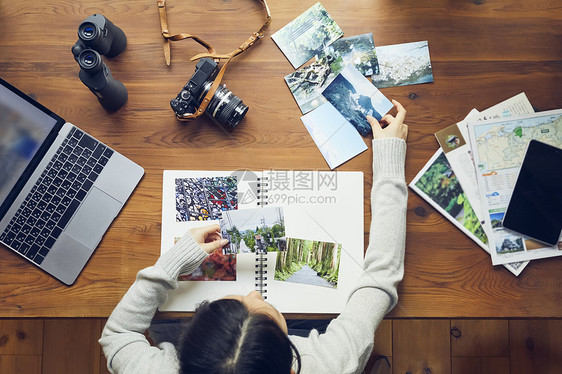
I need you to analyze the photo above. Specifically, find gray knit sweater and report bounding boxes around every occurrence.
[99,137,407,374]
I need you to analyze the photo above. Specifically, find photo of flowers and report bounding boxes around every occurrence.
[176,236,237,282]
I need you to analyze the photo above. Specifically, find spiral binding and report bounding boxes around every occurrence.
[256,176,269,206]
[254,250,268,299]
[254,176,270,298]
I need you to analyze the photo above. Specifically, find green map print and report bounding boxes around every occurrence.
[473,114,562,172]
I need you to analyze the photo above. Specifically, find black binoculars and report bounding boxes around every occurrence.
[71,14,128,111]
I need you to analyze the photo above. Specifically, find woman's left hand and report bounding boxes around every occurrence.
[190,224,229,254]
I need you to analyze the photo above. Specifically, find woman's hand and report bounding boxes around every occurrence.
[190,224,229,254]
[367,99,408,140]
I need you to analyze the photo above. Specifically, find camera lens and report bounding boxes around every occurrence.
[207,85,248,130]
[170,58,247,130]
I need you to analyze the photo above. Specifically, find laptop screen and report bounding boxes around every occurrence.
[0,82,59,204]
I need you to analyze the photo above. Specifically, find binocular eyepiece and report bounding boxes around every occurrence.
[72,14,127,58]
[78,15,127,57]
[77,50,103,73]
[72,14,128,112]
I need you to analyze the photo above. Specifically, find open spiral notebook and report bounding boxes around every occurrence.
[159,169,364,313]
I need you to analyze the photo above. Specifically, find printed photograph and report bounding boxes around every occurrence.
[435,124,467,153]
[322,65,393,136]
[492,214,549,252]
[495,233,525,254]
[301,102,367,169]
[274,237,342,289]
[285,55,345,114]
[317,33,379,76]
[219,206,285,254]
[175,176,238,221]
[371,41,433,89]
[490,212,505,229]
[175,237,237,282]
[271,2,343,69]
[414,152,488,244]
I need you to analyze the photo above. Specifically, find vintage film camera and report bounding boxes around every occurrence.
[71,14,128,111]
[170,58,249,131]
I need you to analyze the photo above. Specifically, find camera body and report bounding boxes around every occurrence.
[71,14,128,112]
[170,58,248,131]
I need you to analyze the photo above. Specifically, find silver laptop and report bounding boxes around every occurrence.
[0,77,144,285]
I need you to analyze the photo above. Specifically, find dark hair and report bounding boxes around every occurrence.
[178,298,301,374]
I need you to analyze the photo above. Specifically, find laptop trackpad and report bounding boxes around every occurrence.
[65,187,122,248]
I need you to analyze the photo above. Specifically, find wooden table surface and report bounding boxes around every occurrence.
[0,0,561,318]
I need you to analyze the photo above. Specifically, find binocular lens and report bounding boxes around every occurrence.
[83,55,95,66]
[79,22,97,41]
[83,27,95,37]
[78,50,102,71]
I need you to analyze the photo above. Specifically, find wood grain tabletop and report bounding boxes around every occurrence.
[0,0,560,318]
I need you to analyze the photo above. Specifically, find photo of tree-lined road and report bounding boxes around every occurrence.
[220,207,285,254]
[275,238,341,288]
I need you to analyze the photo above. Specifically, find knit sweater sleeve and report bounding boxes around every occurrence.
[290,137,407,374]
[99,232,208,374]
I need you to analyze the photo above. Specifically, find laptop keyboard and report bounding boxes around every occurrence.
[0,127,113,265]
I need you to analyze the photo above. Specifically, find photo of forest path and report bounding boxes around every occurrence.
[275,238,341,288]
[285,264,333,287]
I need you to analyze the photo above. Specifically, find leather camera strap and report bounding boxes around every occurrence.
[157,0,272,120]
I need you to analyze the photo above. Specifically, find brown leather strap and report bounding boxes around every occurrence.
[157,0,271,64]
[256,0,272,36]
[158,0,216,65]
[159,0,271,120]
[191,32,262,62]
[157,0,171,65]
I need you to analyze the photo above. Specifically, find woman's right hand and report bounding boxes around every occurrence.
[367,99,408,141]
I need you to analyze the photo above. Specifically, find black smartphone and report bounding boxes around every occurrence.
[502,140,562,246]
